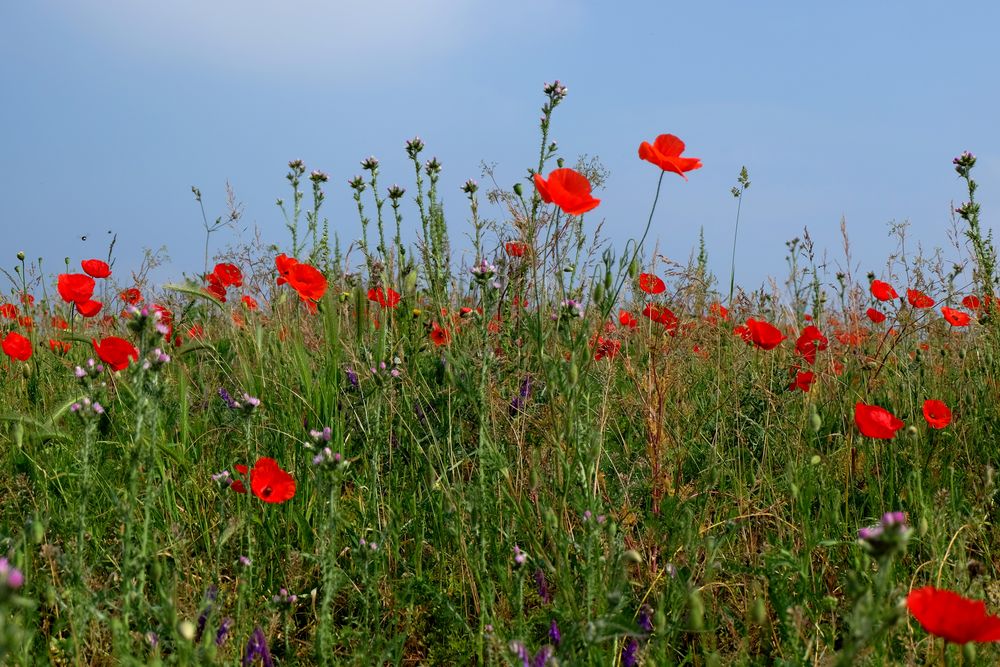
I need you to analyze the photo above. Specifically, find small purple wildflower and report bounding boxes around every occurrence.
[509,377,532,416]
[621,637,639,667]
[548,619,561,645]
[534,568,551,604]
[637,604,654,633]
[858,511,912,560]
[345,367,359,388]
[219,387,240,410]
[242,626,273,667]
[216,617,233,646]
[514,545,527,566]
[195,585,219,642]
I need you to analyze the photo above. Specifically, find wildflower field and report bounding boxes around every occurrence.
[3,82,1000,665]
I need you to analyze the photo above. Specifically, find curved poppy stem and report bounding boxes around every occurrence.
[601,170,665,320]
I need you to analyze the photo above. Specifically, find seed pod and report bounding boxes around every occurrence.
[689,590,705,632]
[628,258,640,280]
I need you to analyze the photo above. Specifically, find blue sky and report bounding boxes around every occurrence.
[3,2,999,293]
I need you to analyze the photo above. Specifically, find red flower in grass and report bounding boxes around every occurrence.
[58,273,95,304]
[119,288,142,304]
[618,310,638,329]
[286,263,327,303]
[638,134,703,179]
[241,295,259,311]
[275,254,298,285]
[907,587,1000,644]
[922,399,952,429]
[533,168,601,216]
[709,303,729,321]
[870,279,898,302]
[76,299,103,318]
[430,323,450,347]
[20,294,34,306]
[205,272,228,301]
[733,324,752,343]
[49,339,70,354]
[794,325,828,364]
[594,337,621,361]
[789,370,815,392]
[212,262,243,288]
[230,464,249,494]
[745,318,785,350]
[2,332,32,361]
[642,304,678,334]
[941,307,971,327]
[854,402,904,439]
[907,288,935,309]
[81,259,111,278]
[250,457,296,504]
[367,287,401,309]
[92,336,139,371]
[638,273,666,295]
[866,307,887,323]
[0,304,17,319]
[962,295,982,311]
[505,242,526,258]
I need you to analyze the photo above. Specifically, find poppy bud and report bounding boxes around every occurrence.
[964,643,976,663]
[809,407,822,433]
[592,282,604,303]
[918,516,929,537]
[810,454,821,465]
[906,425,919,437]
[403,270,418,295]
[750,596,767,626]
[628,258,640,280]
[689,590,705,631]
[556,158,564,168]
[513,183,523,197]
[569,362,579,385]
[16,251,25,261]
[654,607,666,634]
[30,518,44,544]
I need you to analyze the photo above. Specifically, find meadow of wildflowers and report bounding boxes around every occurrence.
[2,81,1000,665]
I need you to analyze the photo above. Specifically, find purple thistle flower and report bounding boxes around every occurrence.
[0,558,24,589]
[621,637,639,667]
[534,568,551,604]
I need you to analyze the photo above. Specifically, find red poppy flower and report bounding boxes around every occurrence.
[212,262,243,288]
[275,253,299,286]
[81,259,111,279]
[241,295,259,310]
[594,337,621,361]
[638,273,666,295]
[92,336,139,371]
[641,304,679,334]
[733,324,752,343]
[48,339,70,354]
[504,242,526,258]
[789,371,815,392]
[907,288,935,309]
[2,332,32,361]
[907,587,1000,644]
[57,273,96,304]
[745,318,785,350]
[17,316,33,329]
[205,272,228,301]
[367,287,401,309]
[794,325,828,365]
[866,307,886,323]
[638,133,703,180]
[922,399,952,429]
[854,402,904,439]
[870,280,898,302]
[0,304,17,319]
[533,168,601,216]
[119,288,142,304]
[962,295,982,311]
[941,307,971,327]
[618,310,638,329]
[250,457,296,503]
[20,294,34,306]
[709,303,729,321]
[285,262,327,303]
[52,316,69,330]
[76,300,103,318]
[430,323,450,346]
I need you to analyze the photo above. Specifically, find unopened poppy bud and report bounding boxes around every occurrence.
[750,596,767,625]
[592,282,604,302]
[628,258,640,280]
[689,590,705,631]
[513,182,523,197]
[16,251,25,261]
[654,607,666,634]
[918,516,929,537]
[30,518,44,544]
[964,643,976,663]
[810,454,821,465]
[556,158,565,168]
[906,425,918,437]
[809,410,822,433]
[622,549,642,565]
[569,362,579,385]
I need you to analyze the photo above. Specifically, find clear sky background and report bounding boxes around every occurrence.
[3,2,999,294]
